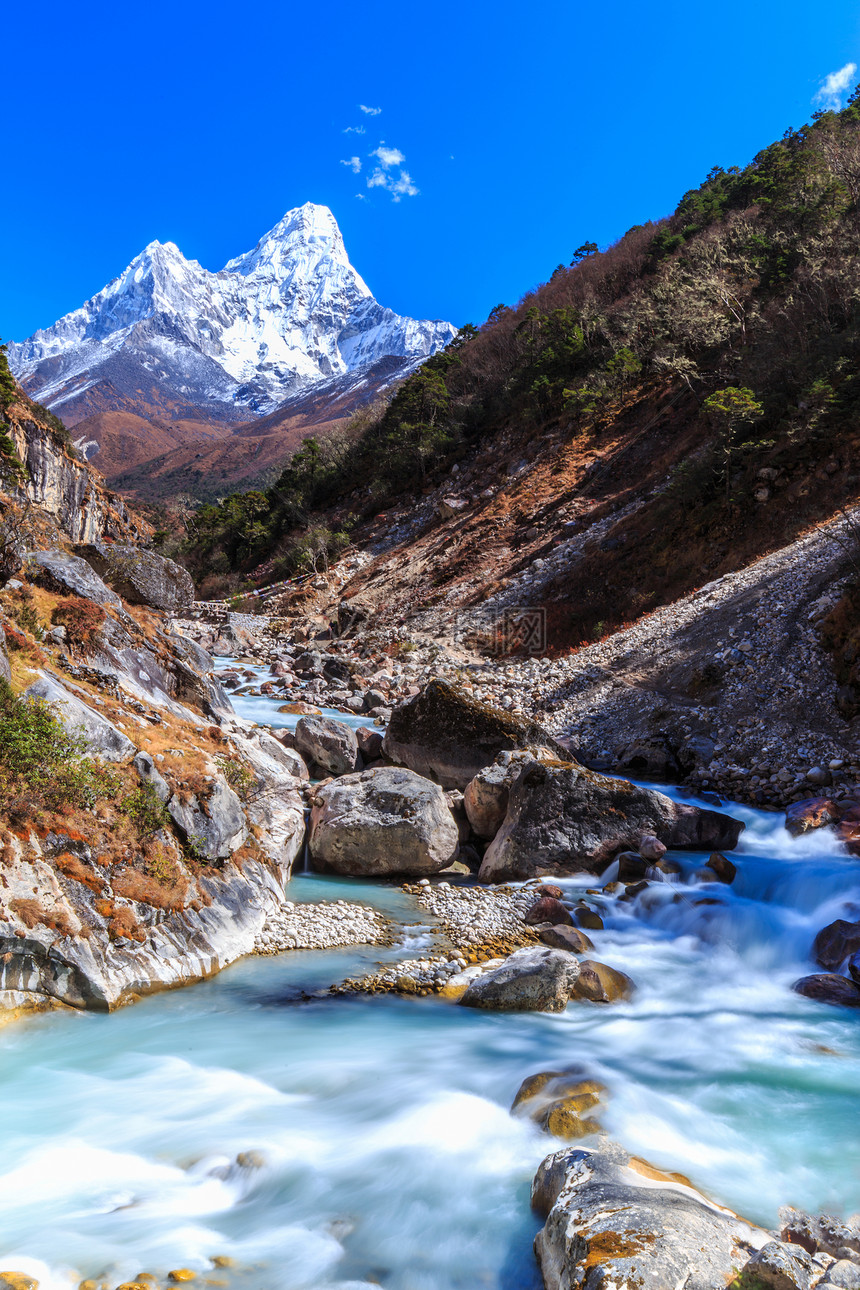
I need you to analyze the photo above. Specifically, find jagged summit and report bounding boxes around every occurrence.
[9,203,456,425]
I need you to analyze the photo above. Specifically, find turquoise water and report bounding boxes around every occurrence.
[1,681,859,1288]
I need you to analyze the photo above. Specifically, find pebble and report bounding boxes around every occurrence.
[255,900,392,954]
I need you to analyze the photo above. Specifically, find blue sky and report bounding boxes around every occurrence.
[2,0,859,342]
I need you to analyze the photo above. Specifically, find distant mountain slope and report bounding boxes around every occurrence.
[8,203,456,498]
[181,90,860,635]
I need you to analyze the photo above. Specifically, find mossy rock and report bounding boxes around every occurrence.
[0,1275,39,1290]
[541,1105,603,1139]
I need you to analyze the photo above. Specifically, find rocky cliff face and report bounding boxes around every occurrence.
[7,408,147,543]
[0,550,306,1013]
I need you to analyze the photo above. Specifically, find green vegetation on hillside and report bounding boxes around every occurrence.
[182,88,860,603]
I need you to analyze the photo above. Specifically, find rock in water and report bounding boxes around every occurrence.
[532,1142,769,1290]
[76,543,194,612]
[295,715,361,776]
[525,896,573,926]
[792,974,860,1009]
[785,797,839,837]
[309,766,459,876]
[479,760,743,882]
[539,926,594,954]
[570,959,635,1003]
[813,919,860,970]
[458,946,580,1012]
[383,680,570,789]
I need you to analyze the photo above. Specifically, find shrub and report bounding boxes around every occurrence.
[120,781,171,838]
[0,679,119,815]
[51,596,107,649]
[217,755,256,801]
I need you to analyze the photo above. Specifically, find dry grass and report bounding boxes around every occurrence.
[54,851,106,895]
[8,897,77,938]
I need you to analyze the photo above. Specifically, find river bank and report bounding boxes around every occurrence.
[1,785,859,1290]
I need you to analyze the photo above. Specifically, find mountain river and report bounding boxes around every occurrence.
[1,671,859,1289]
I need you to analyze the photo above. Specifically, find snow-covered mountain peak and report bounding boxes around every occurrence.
[9,205,456,422]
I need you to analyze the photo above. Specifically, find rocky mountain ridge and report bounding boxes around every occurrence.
[8,204,456,497]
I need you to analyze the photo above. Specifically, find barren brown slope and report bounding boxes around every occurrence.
[103,357,406,504]
[72,410,232,476]
[271,373,860,656]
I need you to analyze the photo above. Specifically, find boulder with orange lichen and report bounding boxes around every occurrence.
[532,1141,769,1290]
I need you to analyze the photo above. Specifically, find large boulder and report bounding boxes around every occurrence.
[26,549,121,607]
[77,543,195,612]
[24,674,135,763]
[813,919,860,970]
[779,1207,860,1259]
[458,946,580,1012]
[532,1142,769,1290]
[479,760,743,882]
[464,751,540,838]
[308,765,459,877]
[295,715,361,776]
[740,1240,814,1290]
[383,680,570,789]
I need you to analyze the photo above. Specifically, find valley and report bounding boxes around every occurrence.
[1,65,860,1290]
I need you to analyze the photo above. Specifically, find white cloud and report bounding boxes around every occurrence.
[371,144,406,169]
[814,61,858,109]
[366,165,419,202]
[360,104,382,115]
[343,125,366,135]
[341,156,362,173]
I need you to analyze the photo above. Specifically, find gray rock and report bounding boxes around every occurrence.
[171,659,234,719]
[168,776,247,860]
[256,733,309,781]
[167,630,215,673]
[24,674,135,762]
[26,549,121,607]
[133,751,170,803]
[295,715,361,776]
[533,1142,769,1290]
[383,679,570,789]
[309,765,459,877]
[779,1207,860,1258]
[464,752,535,839]
[458,946,580,1013]
[822,1261,860,1288]
[479,760,743,882]
[77,543,195,612]
[741,1240,814,1289]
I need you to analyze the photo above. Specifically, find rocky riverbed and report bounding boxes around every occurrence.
[178,509,860,814]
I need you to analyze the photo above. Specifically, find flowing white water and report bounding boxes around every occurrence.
[2,674,859,1289]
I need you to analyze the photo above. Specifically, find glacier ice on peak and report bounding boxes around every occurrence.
[9,202,457,418]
